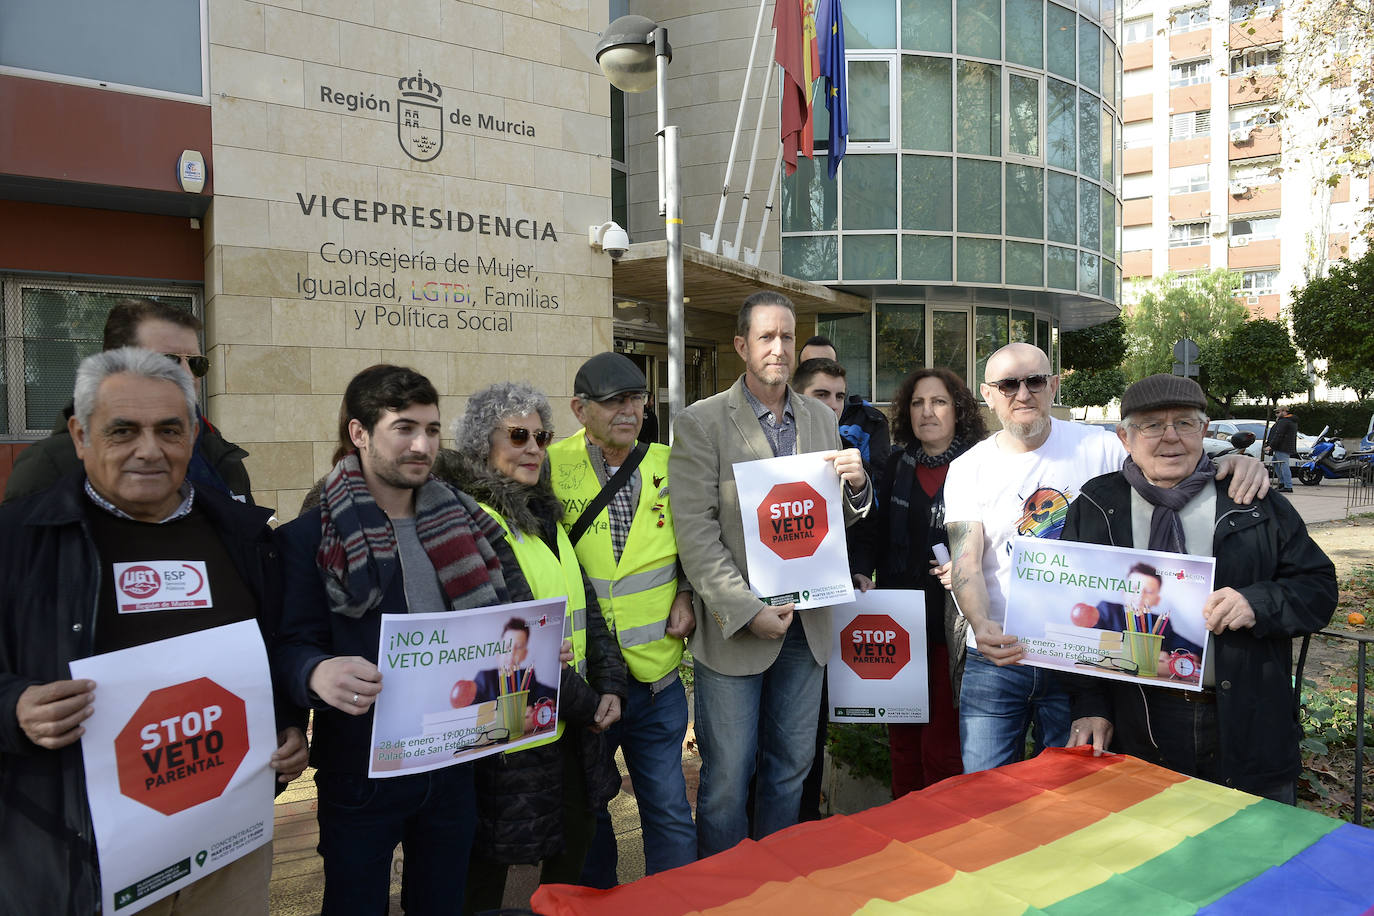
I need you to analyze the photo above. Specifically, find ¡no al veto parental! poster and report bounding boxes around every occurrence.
[1004,537,1215,691]
[368,597,565,776]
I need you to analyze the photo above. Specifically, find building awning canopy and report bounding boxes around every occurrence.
[611,241,869,317]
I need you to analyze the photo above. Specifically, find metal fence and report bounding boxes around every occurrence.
[1346,462,1374,513]
[1301,629,1373,826]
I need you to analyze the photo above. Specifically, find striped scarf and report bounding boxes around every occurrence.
[316,453,509,617]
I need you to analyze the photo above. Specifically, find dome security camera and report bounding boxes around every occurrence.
[589,221,631,259]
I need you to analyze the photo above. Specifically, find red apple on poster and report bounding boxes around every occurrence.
[450,679,477,708]
[1070,602,1099,628]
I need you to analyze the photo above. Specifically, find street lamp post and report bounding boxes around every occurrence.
[595,15,685,442]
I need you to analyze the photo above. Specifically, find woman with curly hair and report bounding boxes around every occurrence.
[850,367,987,797]
[450,382,626,913]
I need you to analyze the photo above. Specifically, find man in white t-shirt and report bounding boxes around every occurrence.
[944,343,1268,772]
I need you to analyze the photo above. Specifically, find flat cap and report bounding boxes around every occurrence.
[574,351,648,401]
[1120,373,1207,417]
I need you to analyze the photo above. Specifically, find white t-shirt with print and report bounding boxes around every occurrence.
[943,418,1126,636]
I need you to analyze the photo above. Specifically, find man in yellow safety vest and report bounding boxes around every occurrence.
[550,352,698,885]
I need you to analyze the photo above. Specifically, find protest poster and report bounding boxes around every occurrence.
[368,596,565,777]
[732,452,854,610]
[827,589,929,723]
[69,621,276,915]
[1004,536,1215,691]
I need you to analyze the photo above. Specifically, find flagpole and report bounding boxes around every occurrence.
[747,143,785,267]
[725,31,777,260]
[702,0,772,255]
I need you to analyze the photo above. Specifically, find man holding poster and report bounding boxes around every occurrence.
[671,291,870,857]
[0,348,306,916]
[274,365,528,914]
[1063,374,1336,802]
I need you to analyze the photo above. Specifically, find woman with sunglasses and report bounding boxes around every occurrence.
[450,382,625,913]
[849,368,988,797]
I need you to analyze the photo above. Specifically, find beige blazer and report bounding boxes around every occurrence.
[669,376,870,676]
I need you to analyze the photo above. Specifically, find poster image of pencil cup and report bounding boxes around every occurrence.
[1122,630,1164,677]
[497,688,530,739]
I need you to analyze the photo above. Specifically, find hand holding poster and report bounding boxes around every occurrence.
[827,589,928,722]
[732,452,854,609]
[69,621,276,915]
[1004,536,1215,691]
[368,596,565,777]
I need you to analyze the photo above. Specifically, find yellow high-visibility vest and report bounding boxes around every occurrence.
[548,431,684,684]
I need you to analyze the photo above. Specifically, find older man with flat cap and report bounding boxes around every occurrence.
[1065,374,1336,802]
[549,352,697,884]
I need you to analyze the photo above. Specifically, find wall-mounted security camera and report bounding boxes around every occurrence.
[589,221,630,259]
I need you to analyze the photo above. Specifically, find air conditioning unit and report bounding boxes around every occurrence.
[1245,295,1261,305]
[1230,183,1251,196]
[1230,128,1253,142]
[1230,235,1252,247]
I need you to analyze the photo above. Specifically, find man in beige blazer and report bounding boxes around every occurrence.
[670,291,870,857]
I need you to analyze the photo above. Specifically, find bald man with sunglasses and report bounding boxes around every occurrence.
[5,298,253,505]
[942,343,1269,774]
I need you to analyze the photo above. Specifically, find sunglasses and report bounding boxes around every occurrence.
[986,374,1051,397]
[164,352,210,378]
[505,426,554,449]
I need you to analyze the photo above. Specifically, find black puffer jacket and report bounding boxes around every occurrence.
[1062,474,1337,794]
[453,455,626,865]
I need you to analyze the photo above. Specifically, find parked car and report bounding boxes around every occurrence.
[1207,419,1319,459]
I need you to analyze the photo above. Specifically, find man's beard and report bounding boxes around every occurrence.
[369,446,433,490]
[1002,413,1050,441]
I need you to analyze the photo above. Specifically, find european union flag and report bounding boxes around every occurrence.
[816,0,848,179]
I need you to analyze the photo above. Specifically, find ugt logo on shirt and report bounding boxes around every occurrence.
[113,561,213,614]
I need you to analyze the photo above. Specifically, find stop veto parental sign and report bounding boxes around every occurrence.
[757,481,829,561]
[114,677,249,816]
[841,614,912,681]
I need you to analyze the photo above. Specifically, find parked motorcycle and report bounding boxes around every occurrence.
[1298,431,1374,485]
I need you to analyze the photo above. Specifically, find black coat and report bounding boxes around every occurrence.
[1266,415,1298,455]
[0,475,289,916]
[4,401,254,505]
[1062,474,1337,794]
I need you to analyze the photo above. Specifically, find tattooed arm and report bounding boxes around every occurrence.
[948,521,1025,666]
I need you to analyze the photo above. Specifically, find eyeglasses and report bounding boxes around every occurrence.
[1075,652,1139,675]
[1128,418,1204,438]
[596,391,649,407]
[163,353,210,378]
[505,426,554,449]
[986,374,1051,397]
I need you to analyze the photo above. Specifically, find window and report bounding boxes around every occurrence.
[1122,171,1153,198]
[1169,109,1210,140]
[848,57,896,145]
[1230,0,1279,21]
[1230,214,1280,240]
[1007,70,1043,158]
[1229,103,1277,133]
[1169,5,1210,31]
[0,0,205,100]
[1123,16,1153,42]
[1122,224,1153,250]
[1122,66,1153,96]
[1170,59,1209,88]
[1229,157,1280,189]
[0,278,201,436]
[1169,163,1210,194]
[1230,46,1281,75]
[957,60,1002,155]
[875,304,927,401]
[1169,220,1209,247]
[1238,269,1279,295]
[1122,120,1153,148]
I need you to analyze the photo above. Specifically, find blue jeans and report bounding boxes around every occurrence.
[959,647,1070,773]
[314,764,476,915]
[1274,451,1292,489]
[580,673,697,886]
[693,617,824,858]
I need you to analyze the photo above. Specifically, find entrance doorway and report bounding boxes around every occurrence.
[614,338,717,444]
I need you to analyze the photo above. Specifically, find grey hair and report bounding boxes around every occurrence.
[452,381,554,466]
[73,347,198,432]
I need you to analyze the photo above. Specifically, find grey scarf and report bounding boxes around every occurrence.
[1120,454,1217,552]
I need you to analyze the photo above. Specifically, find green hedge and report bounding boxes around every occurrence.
[1212,400,1374,438]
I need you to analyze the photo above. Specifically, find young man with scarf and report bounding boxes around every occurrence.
[1064,375,1336,803]
[273,365,528,914]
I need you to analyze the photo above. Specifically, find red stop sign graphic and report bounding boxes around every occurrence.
[757,481,829,561]
[115,677,250,816]
[841,614,911,680]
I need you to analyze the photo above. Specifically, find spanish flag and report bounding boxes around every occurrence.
[775,0,817,175]
[534,748,1374,915]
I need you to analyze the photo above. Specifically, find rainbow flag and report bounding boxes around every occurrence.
[534,748,1374,915]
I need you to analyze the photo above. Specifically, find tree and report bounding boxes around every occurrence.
[1061,316,1126,371]
[1121,270,1248,383]
[1216,319,1306,415]
[1060,368,1126,410]
[1324,361,1374,400]
[1291,247,1374,379]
